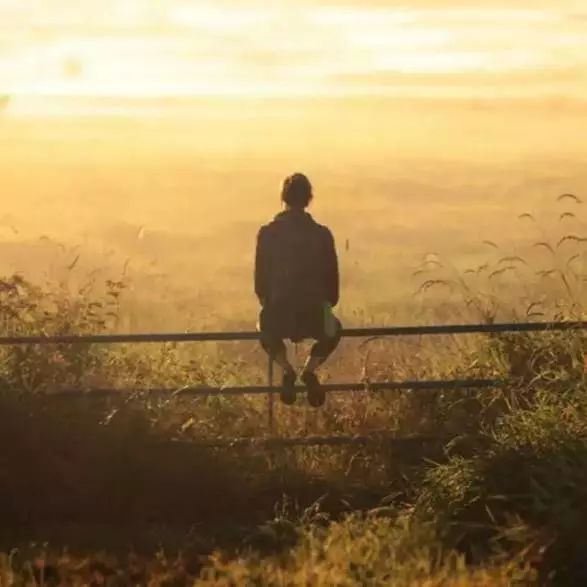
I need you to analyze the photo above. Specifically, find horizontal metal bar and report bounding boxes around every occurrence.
[0,331,259,345]
[346,321,586,338]
[50,378,504,398]
[179,434,450,449]
[0,321,583,346]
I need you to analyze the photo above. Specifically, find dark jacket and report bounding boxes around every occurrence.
[255,210,339,309]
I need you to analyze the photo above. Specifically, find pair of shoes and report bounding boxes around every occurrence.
[280,370,326,408]
[301,371,326,408]
[280,369,297,405]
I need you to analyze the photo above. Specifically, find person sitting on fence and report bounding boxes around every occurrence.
[255,172,342,407]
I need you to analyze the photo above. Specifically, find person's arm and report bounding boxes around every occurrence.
[323,228,339,307]
[255,227,269,305]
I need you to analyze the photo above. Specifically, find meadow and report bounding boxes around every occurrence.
[0,98,586,584]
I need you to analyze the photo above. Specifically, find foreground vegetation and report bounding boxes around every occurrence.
[2,516,536,585]
[0,198,585,585]
[4,381,587,585]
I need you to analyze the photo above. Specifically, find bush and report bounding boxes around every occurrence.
[417,383,587,585]
[0,275,122,392]
[199,514,534,586]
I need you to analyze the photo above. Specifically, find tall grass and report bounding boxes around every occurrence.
[0,195,585,585]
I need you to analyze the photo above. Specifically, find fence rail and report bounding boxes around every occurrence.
[178,434,451,449]
[50,378,505,398]
[3,320,585,444]
[0,320,584,346]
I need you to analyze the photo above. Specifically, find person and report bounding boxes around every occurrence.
[255,173,342,407]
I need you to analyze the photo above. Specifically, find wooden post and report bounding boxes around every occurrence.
[268,356,275,434]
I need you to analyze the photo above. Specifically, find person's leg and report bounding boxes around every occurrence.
[260,333,297,405]
[259,306,296,373]
[260,333,294,374]
[303,318,343,374]
[301,319,342,407]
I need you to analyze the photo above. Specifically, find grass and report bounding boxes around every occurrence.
[417,383,587,585]
[0,517,536,586]
[198,515,536,586]
[0,196,585,585]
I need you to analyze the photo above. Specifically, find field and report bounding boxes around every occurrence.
[0,98,586,584]
[2,97,587,328]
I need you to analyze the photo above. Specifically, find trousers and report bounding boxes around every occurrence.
[258,302,342,360]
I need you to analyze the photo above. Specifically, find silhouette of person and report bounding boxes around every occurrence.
[255,173,342,407]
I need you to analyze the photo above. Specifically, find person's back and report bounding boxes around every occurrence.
[256,209,338,339]
[255,173,341,407]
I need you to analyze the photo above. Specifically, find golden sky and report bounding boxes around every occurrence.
[1,0,586,104]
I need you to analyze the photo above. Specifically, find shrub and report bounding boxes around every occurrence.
[417,383,587,585]
[199,514,534,586]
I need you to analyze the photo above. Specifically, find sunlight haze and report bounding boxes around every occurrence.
[1,0,586,107]
[0,0,586,329]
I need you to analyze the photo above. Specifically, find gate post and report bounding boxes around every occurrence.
[267,356,275,434]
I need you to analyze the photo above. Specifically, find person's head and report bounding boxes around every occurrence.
[281,173,313,209]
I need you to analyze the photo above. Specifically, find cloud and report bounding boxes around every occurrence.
[1,1,585,99]
[296,0,578,7]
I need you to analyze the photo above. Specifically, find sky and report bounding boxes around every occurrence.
[0,0,586,107]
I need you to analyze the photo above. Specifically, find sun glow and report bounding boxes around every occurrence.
[0,1,585,113]
[169,5,271,31]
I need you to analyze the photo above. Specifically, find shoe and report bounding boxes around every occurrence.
[280,370,297,405]
[302,371,325,408]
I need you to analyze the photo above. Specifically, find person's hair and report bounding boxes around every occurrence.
[281,173,313,209]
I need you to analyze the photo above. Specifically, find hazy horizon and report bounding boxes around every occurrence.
[0,1,586,329]
[1,1,586,115]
